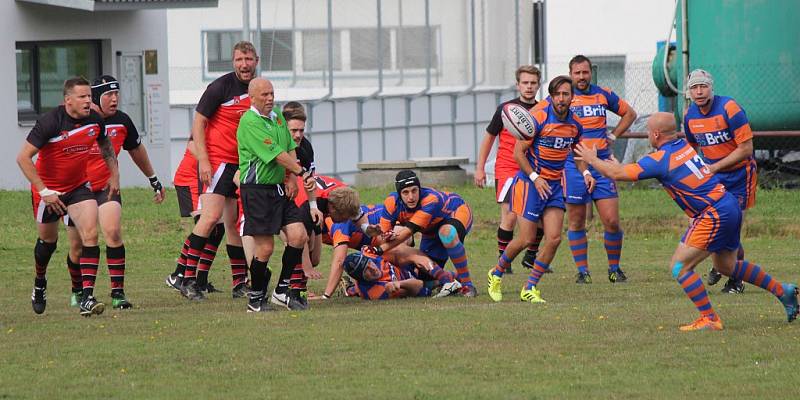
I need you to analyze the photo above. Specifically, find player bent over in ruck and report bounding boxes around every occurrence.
[237,78,308,313]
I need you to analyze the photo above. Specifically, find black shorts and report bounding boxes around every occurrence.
[64,187,121,227]
[200,162,239,198]
[175,185,199,218]
[32,183,95,224]
[241,184,303,236]
[298,201,323,236]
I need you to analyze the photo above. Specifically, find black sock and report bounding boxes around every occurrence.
[249,258,269,294]
[276,245,303,294]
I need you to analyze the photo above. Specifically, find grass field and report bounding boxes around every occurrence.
[1,185,799,399]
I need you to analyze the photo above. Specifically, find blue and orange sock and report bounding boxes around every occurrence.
[604,231,623,273]
[568,230,589,274]
[493,253,513,277]
[731,260,784,298]
[526,260,549,290]
[677,270,717,320]
[446,242,472,287]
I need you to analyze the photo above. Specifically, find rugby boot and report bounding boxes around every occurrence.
[111,290,133,309]
[520,287,546,303]
[720,278,744,294]
[576,271,592,284]
[487,270,503,302]
[707,268,722,286]
[79,295,105,317]
[778,283,799,323]
[608,269,628,283]
[679,315,723,331]
[31,278,47,315]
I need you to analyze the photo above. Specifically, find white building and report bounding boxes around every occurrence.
[3,0,216,190]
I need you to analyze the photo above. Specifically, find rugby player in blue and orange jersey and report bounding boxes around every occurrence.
[376,171,477,297]
[575,112,798,330]
[684,69,753,294]
[565,55,636,284]
[488,75,592,304]
[342,246,462,300]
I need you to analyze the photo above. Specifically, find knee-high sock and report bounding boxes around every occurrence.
[429,264,455,284]
[107,245,125,292]
[66,255,82,291]
[446,242,472,287]
[277,245,303,295]
[249,258,271,294]
[677,270,717,320]
[497,228,513,258]
[493,253,513,277]
[34,238,57,279]
[526,260,550,289]
[173,238,189,277]
[227,245,248,287]
[183,233,208,281]
[731,260,784,298]
[80,246,101,297]
[604,231,623,273]
[197,223,224,287]
[568,230,589,274]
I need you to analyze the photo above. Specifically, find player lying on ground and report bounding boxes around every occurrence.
[574,112,798,331]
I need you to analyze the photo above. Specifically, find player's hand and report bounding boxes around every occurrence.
[106,174,121,201]
[574,143,598,163]
[284,177,298,199]
[385,281,399,293]
[41,189,66,215]
[364,224,383,238]
[302,264,323,280]
[310,207,324,227]
[532,176,552,200]
[473,169,486,188]
[584,173,596,194]
[380,229,396,242]
[198,159,212,186]
[302,171,316,192]
[363,245,384,257]
[149,176,165,204]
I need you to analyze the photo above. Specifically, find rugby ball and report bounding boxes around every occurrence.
[501,103,536,140]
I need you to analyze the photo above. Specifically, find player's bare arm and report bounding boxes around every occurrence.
[191,112,211,185]
[707,139,754,174]
[97,135,121,198]
[574,142,630,181]
[609,107,637,141]
[377,225,413,254]
[474,132,497,187]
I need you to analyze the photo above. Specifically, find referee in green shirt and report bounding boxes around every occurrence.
[237,78,309,313]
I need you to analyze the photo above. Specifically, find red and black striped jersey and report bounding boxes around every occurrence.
[196,72,250,164]
[26,106,105,193]
[85,110,141,191]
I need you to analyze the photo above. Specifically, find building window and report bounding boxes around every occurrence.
[397,26,437,69]
[206,31,243,72]
[350,28,391,71]
[302,30,341,72]
[15,41,102,120]
[259,30,294,72]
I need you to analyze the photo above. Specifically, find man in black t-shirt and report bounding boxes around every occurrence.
[16,77,119,316]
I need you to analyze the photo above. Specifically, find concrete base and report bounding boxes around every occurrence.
[356,157,469,188]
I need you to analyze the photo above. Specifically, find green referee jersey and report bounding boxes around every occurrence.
[237,106,297,185]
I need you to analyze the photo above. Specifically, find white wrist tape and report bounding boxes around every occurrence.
[309,200,318,210]
[607,133,617,141]
[39,188,61,197]
[582,170,592,177]
[528,171,540,182]
[361,223,370,233]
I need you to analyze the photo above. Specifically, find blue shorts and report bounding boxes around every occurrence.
[509,172,564,223]
[419,213,473,265]
[715,159,757,210]
[681,193,742,253]
[563,161,618,204]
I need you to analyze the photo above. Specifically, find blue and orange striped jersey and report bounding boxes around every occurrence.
[325,204,384,249]
[353,253,412,300]
[380,187,467,235]
[570,84,631,160]
[683,95,754,172]
[523,102,584,180]
[622,138,728,218]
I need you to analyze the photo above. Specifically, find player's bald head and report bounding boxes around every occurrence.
[647,112,678,147]
[248,78,275,115]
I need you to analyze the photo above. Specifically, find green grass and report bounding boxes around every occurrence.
[1,185,799,399]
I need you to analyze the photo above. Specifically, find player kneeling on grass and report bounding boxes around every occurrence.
[573,112,798,331]
[342,246,462,300]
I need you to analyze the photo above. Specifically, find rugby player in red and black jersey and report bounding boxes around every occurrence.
[16,77,119,316]
[62,75,165,310]
[474,65,543,274]
[171,41,258,300]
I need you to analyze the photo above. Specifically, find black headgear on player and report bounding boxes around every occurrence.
[91,75,120,109]
[343,252,371,282]
[394,170,421,194]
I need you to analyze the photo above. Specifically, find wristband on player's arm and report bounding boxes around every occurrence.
[309,200,318,210]
[148,175,163,192]
[528,171,540,182]
[582,169,592,177]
